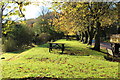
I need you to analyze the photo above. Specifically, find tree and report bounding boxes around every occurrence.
[90,2,118,51]
[0,0,31,38]
[52,2,118,51]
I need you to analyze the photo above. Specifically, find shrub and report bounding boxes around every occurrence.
[2,37,17,52]
[33,32,64,44]
[12,24,34,48]
[34,33,51,44]
[2,24,34,52]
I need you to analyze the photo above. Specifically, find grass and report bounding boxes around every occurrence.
[0,38,2,53]
[0,39,119,79]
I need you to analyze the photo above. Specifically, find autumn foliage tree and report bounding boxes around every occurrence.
[0,0,31,38]
[0,0,32,52]
[52,2,118,51]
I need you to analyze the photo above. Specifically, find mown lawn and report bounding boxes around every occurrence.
[0,38,2,53]
[0,39,119,79]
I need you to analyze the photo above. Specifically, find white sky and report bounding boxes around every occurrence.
[3,0,53,21]
[5,0,119,20]
[24,5,42,19]
[24,0,52,19]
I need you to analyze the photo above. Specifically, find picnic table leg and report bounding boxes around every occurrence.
[49,43,52,52]
[62,44,64,54]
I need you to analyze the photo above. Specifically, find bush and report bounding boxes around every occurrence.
[39,33,51,43]
[34,33,51,44]
[2,24,34,52]
[33,32,64,44]
[2,37,17,52]
[12,24,34,47]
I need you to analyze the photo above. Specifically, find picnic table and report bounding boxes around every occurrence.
[107,34,120,57]
[48,42,65,54]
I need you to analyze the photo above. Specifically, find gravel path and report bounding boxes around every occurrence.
[100,42,111,49]
[92,40,111,49]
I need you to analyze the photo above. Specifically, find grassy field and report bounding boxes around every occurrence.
[0,39,119,79]
[0,38,2,53]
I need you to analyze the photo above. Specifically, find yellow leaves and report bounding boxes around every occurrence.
[0,2,4,5]
[19,14,24,17]
[7,21,12,24]
[2,16,6,19]
[42,19,44,21]
[33,23,37,27]
[101,17,113,26]
[20,21,27,25]
[98,9,101,13]
[7,6,11,8]
[14,7,18,9]
[15,10,19,14]
[3,31,7,34]
[24,2,31,6]
[22,8,26,11]
[5,24,10,27]
[76,4,83,8]
[83,14,86,17]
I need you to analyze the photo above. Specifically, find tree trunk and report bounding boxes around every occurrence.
[81,32,84,42]
[88,28,96,45]
[79,33,82,41]
[84,31,88,44]
[0,8,2,38]
[94,21,101,51]
[76,31,80,41]
[88,34,94,45]
[118,27,120,34]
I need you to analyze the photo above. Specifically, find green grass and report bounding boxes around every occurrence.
[0,39,119,79]
[0,38,2,53]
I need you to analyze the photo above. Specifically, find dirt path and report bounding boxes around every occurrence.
[92,40,111,49]
[100,42,111,49]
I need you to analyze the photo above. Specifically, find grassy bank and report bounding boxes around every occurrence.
[0,39,119,79]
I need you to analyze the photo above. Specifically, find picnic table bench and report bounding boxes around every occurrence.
[107,43,120,57]
[48,42,65,54]
[106,34,120,57]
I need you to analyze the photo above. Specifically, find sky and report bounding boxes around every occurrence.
[21,0,120,20]
[24,5,44,19]
[3,0,120,20]
[3,0,53,21]
[23,0,53,19]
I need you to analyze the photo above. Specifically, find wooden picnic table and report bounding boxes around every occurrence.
[110,43,120,57]
[107,34,120,57]
[48,42,65,54]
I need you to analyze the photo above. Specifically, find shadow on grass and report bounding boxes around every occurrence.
[50,49,90,57]
[104,55,120,62]
[4,47,33,54]
[37,43,90,56]
[38,43,71,49]
[2,77,118,80]
[88,48,120,62]
[2,77,59,80]
[89,48,108,54]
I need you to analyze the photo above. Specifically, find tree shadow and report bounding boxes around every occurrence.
[2,77,60,80]
[38,43,71,49]
[104,55,120,62]
[89,48,108,54]
[2,77,117,80]
[51,48,90,56]
[89,48,120,62]
[4,48,32,54]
